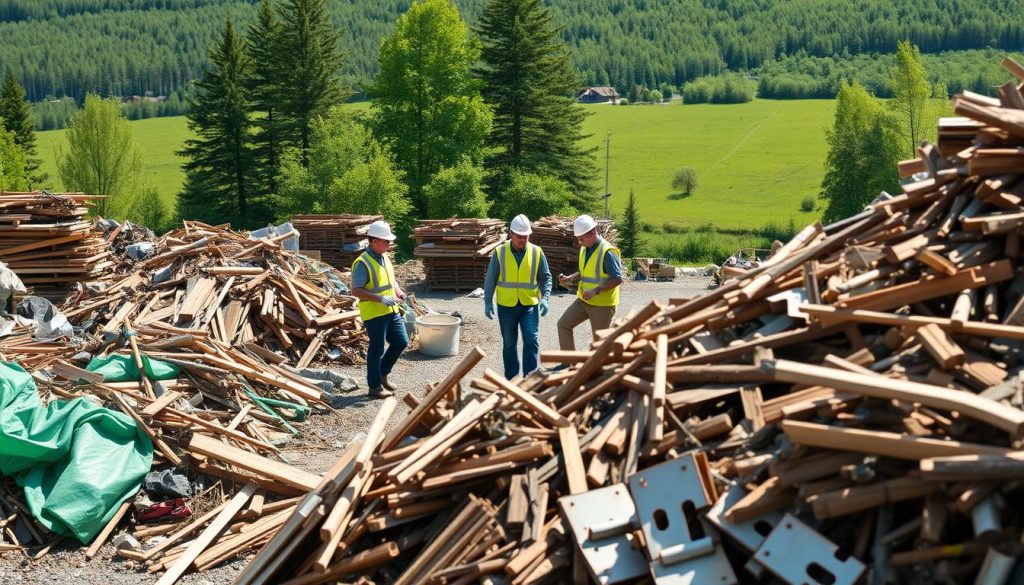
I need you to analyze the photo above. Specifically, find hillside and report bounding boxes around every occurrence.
[2,0,1023,104]
[34,99,835,231]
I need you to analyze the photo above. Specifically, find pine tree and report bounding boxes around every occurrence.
[274,0,347,167]
[245,0,283,194]
[177,21,264,227]
[0,72,43,185]
[475,0,597,207]
[620,189,641,259]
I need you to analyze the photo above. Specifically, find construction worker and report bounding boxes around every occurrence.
[351,220,408,399]
[484,214,552,379]
[557,214,623,350]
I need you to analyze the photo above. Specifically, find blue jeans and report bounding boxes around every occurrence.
[364,312,409,389]
[498,304,540,379]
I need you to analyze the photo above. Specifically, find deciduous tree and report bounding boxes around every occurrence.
[57,94,143,218]
[370,0,491,216]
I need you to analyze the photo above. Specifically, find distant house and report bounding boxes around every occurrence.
[576,86,620,104]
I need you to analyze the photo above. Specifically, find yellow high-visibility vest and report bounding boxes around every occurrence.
[577,238,620,307]
[352,251,399,321]
[495,241,542,307]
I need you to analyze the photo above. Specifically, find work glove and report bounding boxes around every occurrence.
[484,302,494,320]
[380,295,398,307]
[539,299,549,317]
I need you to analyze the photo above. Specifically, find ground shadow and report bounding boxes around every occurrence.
[667,190,693,200]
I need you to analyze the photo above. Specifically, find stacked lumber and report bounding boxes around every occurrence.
[531,215,618,278]
[291,214,382,271]
[62,221,366,369]
[233,62,1024,584]
[0,191,114,301]
[412,218,505,291]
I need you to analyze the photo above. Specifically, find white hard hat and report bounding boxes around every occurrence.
[573,214,598,237]
[367,220,397,241]
[510,214,532,235]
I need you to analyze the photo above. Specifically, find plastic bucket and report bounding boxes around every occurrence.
[416,314,462,357]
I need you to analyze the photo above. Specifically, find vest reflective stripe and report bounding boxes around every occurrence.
[577,239,620,307]
[352,252,399,321]
[495,242,541,307]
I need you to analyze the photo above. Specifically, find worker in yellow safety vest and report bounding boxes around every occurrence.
[484,214,552,379]
[350,220,408,398]
[556,214,623,351]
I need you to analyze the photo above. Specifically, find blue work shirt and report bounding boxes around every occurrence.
[583,236,623,279]
[351,248,386,290]
[485,243,553,305]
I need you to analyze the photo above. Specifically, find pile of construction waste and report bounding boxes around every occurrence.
[412,218,506,291]
[227,59,1024,585]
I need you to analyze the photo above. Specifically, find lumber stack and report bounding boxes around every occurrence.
[531,215,618,278]
[62,221,366,369]
[234,61,1024,584]
[0,191,114,301]
[291,214,382,271]
[412,218,506,291]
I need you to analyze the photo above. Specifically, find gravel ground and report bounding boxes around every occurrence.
[0,275,714,584]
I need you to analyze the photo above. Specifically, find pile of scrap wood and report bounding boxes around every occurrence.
[0,329,341,575]
[412,218,505,291]
[532,215,618,279]
[291,214,382,271]
[63,221,366,369]
[0,191,114,301]
[227,63,1024,584]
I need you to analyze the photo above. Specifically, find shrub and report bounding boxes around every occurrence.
[424,158,489,219]
[672,166,698,195]
[682,73,756,104]
[493,170,576,220]
[800,195,816,212]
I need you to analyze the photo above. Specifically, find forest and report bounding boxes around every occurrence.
[2,0,1024,106]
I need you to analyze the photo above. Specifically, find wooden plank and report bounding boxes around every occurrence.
[486,370,570,428]
[558,426,587,495]
[155,483,256,585]
[781,420,1009,460]
[188,434,318,492]
[85,500,131,560]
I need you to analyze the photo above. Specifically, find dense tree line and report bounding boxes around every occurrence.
[758,49,1024,100]
[4,0,1024,110]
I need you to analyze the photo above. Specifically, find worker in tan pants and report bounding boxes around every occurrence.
[557,215,623,350]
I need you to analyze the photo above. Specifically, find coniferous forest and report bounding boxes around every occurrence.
[2,0,1024,109]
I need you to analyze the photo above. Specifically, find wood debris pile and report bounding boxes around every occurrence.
[291,214,382,272]
[62,221,366,370]
[0,191,114,301]
[228,63,1024,585]
[412,218,506,291]
[531,215,618,279]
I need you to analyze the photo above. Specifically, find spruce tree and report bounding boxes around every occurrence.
[475,0,597,207]
[0,72,43,185]
[274,0,347,167]
[620,189,641,259]
[245,0,283,194]
[177,21,264,227]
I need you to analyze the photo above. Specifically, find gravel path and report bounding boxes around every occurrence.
[0,275,713,584]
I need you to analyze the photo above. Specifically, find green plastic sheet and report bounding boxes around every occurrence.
[0,361,153,543]
[85,353,180,382]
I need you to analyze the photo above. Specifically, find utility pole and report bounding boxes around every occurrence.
[602,131,611,218]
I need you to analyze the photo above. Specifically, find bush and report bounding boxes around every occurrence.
[424,158,489,219]
[682,73,756,104]
[800,195,816,212]
[129,188,169,233]
[672,166,698,194]
[493,170,577,220]
[662,221,684,234]
[618,98,629,106]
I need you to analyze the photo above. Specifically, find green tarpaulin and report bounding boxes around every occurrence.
[0,361,153,543]
[86,353,179,382]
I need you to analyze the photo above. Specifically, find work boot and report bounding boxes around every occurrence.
[368,386,394,399]
[381,374,398,393]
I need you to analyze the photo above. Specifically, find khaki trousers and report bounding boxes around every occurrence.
[557,298,616,350]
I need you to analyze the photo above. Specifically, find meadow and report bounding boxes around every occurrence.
[34,98,836,261]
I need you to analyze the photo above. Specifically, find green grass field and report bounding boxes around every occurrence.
[35,99,835,232]
[580,99,835,230]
